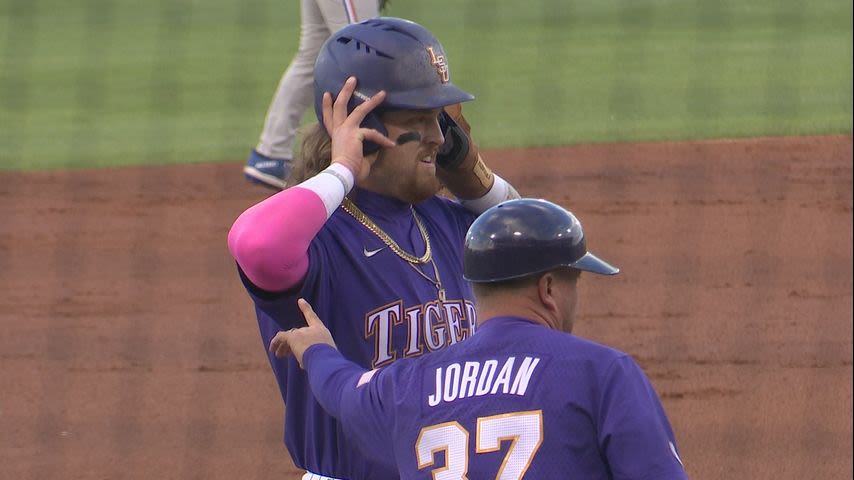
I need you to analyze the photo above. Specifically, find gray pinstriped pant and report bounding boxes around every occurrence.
[256,0,380,159]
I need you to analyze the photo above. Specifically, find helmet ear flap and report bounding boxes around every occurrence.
[313,87,388,155]
[360,111,387,155]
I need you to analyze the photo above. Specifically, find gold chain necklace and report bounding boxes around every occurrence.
[341,197,446,304]
[408,259,447,303]
[341,198,432,264]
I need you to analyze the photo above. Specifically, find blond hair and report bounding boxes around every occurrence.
[287,124,333,185]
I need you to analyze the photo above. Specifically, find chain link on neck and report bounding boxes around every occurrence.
[341,198,432,264]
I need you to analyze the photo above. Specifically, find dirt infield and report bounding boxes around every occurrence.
[1,135,851,479]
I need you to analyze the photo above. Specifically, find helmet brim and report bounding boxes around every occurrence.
[571,252,620,275]
[384,82,474,110]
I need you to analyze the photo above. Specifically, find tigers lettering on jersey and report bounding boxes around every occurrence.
[365,298,477,368]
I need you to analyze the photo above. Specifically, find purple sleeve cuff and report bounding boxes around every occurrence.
[303,344,367,418]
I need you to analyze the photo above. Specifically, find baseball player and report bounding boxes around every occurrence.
[271,199,689,479]
[244,0,385,189]
[228,18,519,479]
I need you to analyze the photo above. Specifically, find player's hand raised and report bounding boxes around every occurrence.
[322,76,395,183]
[269,298,337,368]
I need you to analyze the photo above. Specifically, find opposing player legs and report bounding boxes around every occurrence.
[255,0,379,161]
[315,0,379,28]
[255,0,332,161]
[247,1,380,189]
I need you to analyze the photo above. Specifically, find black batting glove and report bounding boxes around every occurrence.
[436,111,470,170]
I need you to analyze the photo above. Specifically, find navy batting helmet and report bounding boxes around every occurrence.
[313,17,474,153]
[464,199,619,283]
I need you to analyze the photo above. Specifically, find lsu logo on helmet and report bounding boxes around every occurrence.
[426,46,449,83]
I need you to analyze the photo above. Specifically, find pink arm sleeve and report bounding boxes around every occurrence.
[227,187,328,292]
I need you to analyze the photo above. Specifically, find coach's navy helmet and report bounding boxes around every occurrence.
[464,198,619,283]
[313,17,474,153]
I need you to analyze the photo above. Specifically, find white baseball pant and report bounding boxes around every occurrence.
[256,0,380,160]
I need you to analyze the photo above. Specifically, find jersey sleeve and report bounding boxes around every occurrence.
[235,226,334,332]
[598,355,688,480]
[228,186,328,292]
[303,344,398,468]
[431,196,479,243]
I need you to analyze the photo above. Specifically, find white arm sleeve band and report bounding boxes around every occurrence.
[459,174,521,214]
[297,163,355,218]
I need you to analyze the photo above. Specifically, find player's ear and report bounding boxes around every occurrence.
[537,273,559,312]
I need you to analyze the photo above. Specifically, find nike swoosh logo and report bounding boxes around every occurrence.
[363,247,385,257]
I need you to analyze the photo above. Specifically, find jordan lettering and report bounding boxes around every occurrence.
[427,356,541,407]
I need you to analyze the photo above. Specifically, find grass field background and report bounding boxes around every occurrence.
[0,0,851,171]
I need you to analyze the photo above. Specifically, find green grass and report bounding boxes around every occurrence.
[0,0,851,171]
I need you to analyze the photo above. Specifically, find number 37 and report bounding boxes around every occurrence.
[415,410,543,480]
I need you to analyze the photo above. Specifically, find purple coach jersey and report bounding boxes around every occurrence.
[240,188,479,479]
[304,316,688,479]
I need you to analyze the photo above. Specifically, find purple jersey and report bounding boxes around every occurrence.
[240,188,479,479]
[303,316,688,479]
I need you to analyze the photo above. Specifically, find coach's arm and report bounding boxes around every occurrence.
[269,299,397,467]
